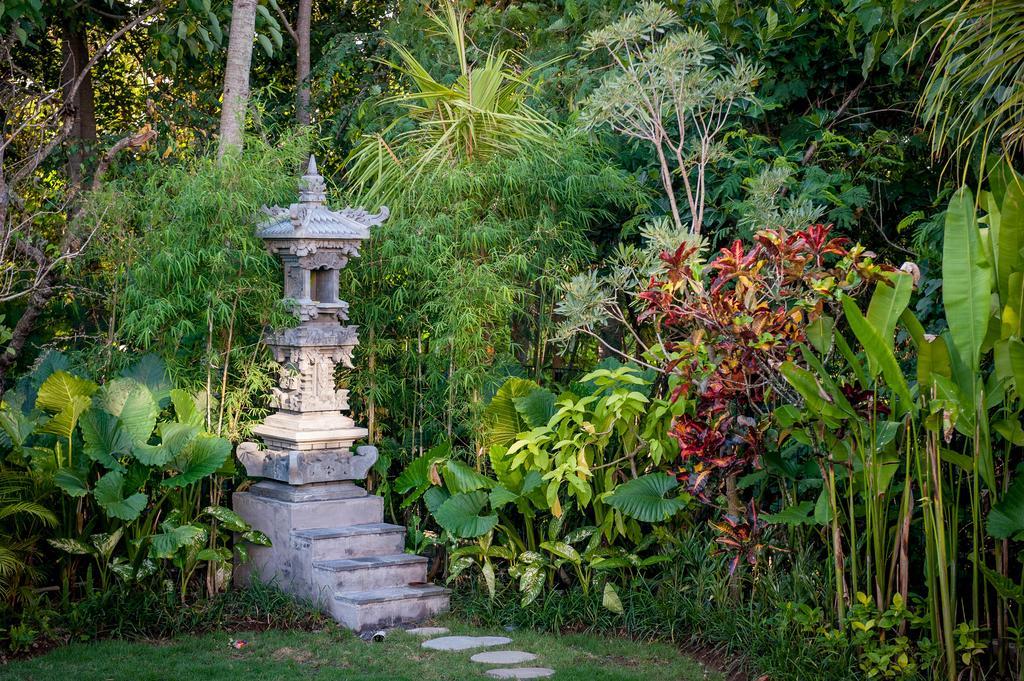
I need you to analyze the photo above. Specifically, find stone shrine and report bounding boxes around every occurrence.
[233,157,449,631]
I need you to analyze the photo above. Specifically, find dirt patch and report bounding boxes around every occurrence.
[272,646,318,664]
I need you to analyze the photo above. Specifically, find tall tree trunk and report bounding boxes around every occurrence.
[61,25,97,187]
[218,0,258,159]
[295,0,312,126]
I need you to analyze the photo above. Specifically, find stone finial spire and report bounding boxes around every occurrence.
[299,155,327,205]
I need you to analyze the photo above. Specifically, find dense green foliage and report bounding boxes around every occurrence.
[4,0,1024,678]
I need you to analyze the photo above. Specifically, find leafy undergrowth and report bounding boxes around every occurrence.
[1,581,329,661]
[0,620,717,681]
[450,566,863,681]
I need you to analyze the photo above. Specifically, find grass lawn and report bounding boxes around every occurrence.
[1,619,720,681]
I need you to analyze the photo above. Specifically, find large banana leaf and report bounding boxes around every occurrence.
[866,272,914,349]
[988,476,1024,540]
[943,187,992,374]
[842,296,913,413]
[996,165,1024,301]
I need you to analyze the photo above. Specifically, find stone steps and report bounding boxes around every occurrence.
[330,584,451,632]
[292,522,406,560]
[312,553,429,591]
[234,482,449,631]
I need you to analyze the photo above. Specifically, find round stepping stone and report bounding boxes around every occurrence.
[421,635,512,651]
[471,651,538,664]
[485,668,555,679]
[405,627,450,637]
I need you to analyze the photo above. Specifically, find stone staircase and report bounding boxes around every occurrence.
[235,480,450,632]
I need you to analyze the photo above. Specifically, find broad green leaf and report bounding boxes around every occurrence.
[867,272,913,347]
[395,453,434,494]
[101,379,158,444]
[443,459,494,493]
[518,563,544,606]
[197,547,232,562]
[842,296,913,412]
[814,489,833,524]
[994,338,1024,394]
[513,387,557,428]
[40,395,92,439]
[121,355,171,406]
[241,529,271,546]
[133,443,172,466]
[159,422,199,455]
[54,468,89,497]
[93,471,148,521]
[602,582,624,614]
[762,501,815,526]
[424,486,450,513]
[996,172,1024,301]
[149,524,205,559]
[202,505,249,532]
[35,371,97,413]
[988,477,1024,540]
[171,389,204,427]
[605,473,686,523]
[540,540,580,563]
[993,418,1024,446]
[780,362,831,413]
[161,435,230,488]
[433,491,498,538]
[1002,272,1024,339]
[47,537,93,555]
[918,335,952,388]
[806,315,834,355]
[943,187,992,373]
[482,378,538,448]
[80,410,131,472]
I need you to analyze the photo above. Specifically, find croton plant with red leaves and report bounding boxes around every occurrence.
[639,225,889,571]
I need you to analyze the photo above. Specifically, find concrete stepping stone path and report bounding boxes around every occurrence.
[419,631,553,678]
[421,635,513,651]
[470,651,538,664]
[484,668,555,679]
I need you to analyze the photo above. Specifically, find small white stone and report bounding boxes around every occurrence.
[405,627,450,637]
[485,668,555,679]
[471,651,538,664]
[421,635,513,651]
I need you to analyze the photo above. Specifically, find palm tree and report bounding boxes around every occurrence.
[344,0,555,208]
[919,0,1024,177]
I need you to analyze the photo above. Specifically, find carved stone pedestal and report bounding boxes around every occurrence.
[233,158,448,631]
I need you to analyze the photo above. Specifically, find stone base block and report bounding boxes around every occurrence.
[238,443,378,484]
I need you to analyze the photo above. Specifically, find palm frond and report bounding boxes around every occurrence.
[918,0,1024,177]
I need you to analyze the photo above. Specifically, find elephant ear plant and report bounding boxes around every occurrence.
[0,354,269,602]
